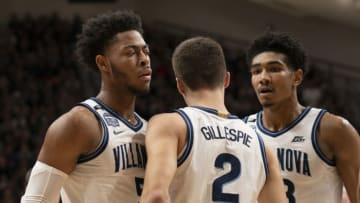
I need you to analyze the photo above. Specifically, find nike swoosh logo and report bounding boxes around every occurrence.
[113,130,124,135]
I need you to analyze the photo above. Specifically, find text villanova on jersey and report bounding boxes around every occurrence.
[277,148,311,176]
[113,142,147,172]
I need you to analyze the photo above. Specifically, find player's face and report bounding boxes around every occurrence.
[250,51,300,108]
[105,30,151,95]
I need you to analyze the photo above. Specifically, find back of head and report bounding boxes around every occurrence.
[75,10,143,71]
[246,32,307,71]
[172,37,227,90]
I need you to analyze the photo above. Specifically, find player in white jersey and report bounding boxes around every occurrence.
[245,108,344,202]
[140,37,287,203]
[60,98,148,202]
[22,10,151,202]
[243,32,360,203]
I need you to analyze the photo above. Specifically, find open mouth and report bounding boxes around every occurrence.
[258,87,273,95]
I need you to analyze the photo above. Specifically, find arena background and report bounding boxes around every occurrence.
[0,0,359,201]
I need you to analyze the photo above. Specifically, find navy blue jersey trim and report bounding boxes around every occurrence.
[190,106,239,119]
[242,116,249,123]
[257,106,312,137]
[175,109,194,167]
[90,97,143,132]
[311,110,336,166]
[257,134,269,178]
[77,103,109,163]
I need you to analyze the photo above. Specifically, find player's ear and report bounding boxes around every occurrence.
[224,71,230,89]
[95,55,110,72]
[293,68,303,86]
[176,78,186,96]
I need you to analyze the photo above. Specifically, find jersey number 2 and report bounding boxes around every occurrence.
[212,153,241,203]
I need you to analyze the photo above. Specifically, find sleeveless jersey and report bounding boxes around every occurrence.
[243,107,342,203]
[169,106,268,203]
[60,98,147,203]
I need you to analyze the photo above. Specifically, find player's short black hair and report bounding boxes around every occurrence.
[172,37,227,90]
[246,32,307,72]
[75,10,143,71]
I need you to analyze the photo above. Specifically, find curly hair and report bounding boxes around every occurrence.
[172,37,227,90]
[246,32,307,72]
[75,10,143,71]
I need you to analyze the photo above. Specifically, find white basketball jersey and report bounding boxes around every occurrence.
[244,107,343,203]
[60,98,147,203]
[169,106,268,203]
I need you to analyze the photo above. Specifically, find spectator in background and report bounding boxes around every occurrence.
[301,67,324,107]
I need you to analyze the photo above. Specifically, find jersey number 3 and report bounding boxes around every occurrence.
[283,178,296,203]
[212,153,241,203]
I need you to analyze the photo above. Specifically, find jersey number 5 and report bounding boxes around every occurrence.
[212,153,241,203]
[135,177,144,196]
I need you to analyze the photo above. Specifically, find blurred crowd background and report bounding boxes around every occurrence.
[0,12,359,202]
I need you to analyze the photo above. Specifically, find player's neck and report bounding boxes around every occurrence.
[261,102,305,131]
[184,89,228,113]
[96,89,136,118]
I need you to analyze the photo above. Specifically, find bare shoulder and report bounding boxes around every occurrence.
[42,105,101,156]
[319,112,358,136]
[148,112,186,129]
[48,105,99,139]
[319,112,359,150]
[38,105,102,172]
[147,112,187,140]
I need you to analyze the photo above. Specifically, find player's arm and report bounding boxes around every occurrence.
[21,106,101,202]
[320,113,360,203]
[258,143,287,203]
[140,113,186,203]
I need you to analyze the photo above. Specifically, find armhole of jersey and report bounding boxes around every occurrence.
[77,103,109,163]
[311,110,336,166]
[256,133,269,178]
[174,109,194,167]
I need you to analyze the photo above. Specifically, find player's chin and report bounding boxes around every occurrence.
[135,85,151,96]
[257,95,272,105]
[260,101,274,108]
[258,98,273,108]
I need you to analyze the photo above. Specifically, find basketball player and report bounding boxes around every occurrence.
[243,32,360,203]
[140,37,287,203]
[21,10,151,202]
